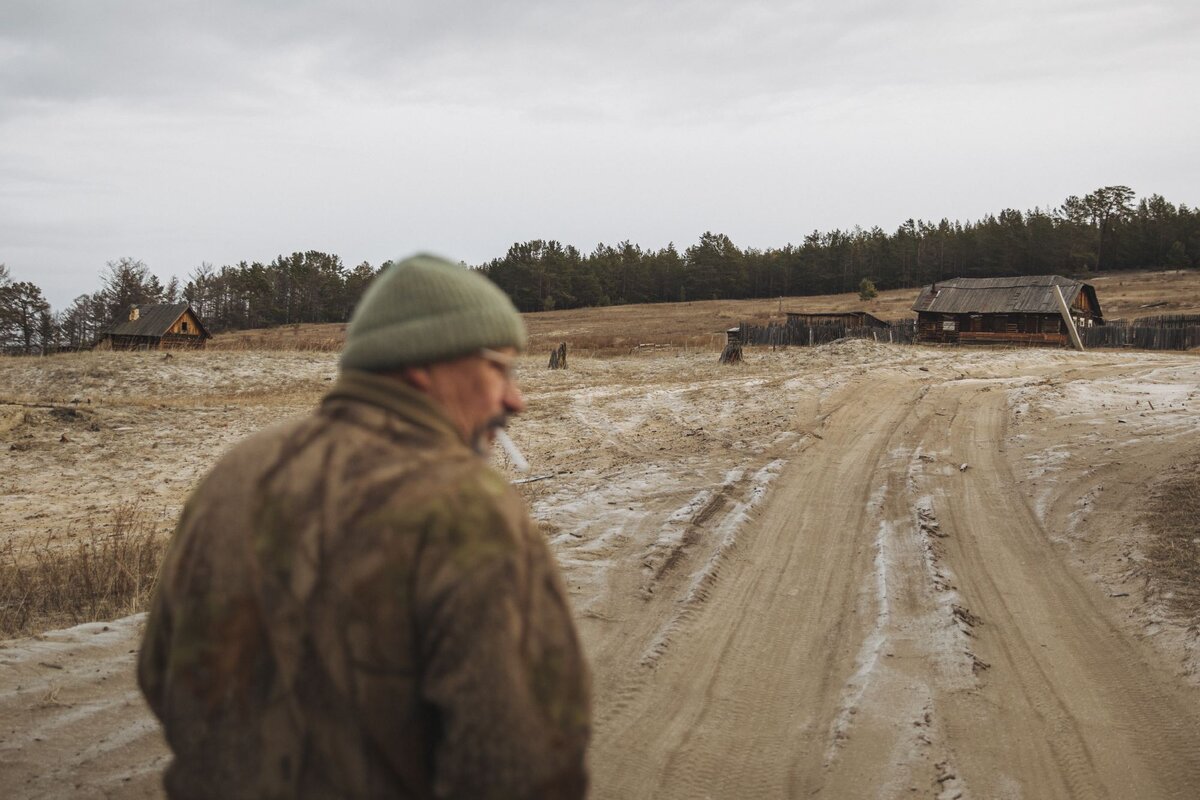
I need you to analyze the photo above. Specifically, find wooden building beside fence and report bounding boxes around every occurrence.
[785,311,890,329]
[912,276,1102,346]
[97,303,212,350]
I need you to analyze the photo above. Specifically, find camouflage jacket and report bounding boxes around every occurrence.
[138,370,591,799]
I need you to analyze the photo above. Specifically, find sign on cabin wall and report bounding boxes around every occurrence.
[942,320,957,331]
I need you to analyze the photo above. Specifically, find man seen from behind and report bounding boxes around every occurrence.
[138,253,591,799]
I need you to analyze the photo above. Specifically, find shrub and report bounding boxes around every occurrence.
[0,503,169,637]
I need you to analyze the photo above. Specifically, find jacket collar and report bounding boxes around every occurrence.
[321,369,467,447]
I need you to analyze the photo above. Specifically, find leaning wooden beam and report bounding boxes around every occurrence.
[1054,284,1086,352]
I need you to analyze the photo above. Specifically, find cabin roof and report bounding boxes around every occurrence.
[786,310,888,326]
[912,275,1100,317]
[106,303,212,338]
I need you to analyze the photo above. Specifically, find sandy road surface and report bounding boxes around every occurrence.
[2,344,1199,798]
[0,618,165,798]
[585,356,1200,799]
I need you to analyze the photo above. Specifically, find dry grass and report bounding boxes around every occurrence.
[1144,460,1200,622]
[209,323,346,352]
[0,503,169,637]
[4,270,1197,639]
[206,290,916,355]
[204,270,1200,355]
[1089,270,1200,320]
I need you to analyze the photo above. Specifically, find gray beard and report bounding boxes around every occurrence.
[471,414,509,456]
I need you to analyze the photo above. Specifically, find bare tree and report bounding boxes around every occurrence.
[100,257,163,326]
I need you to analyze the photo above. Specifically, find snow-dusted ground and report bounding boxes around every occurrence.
[2,341,1199,798]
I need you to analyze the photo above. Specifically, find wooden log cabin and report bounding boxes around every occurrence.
[912,276,1103,346]
[98,303,213,350]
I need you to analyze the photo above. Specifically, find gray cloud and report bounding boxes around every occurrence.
[3,0,1199,309]
[7,1,1196,120]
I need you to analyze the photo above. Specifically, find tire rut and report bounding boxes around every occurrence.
[589,377,931,799]
[931,381,1200,799]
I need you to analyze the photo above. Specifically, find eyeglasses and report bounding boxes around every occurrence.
[478,348,518,383]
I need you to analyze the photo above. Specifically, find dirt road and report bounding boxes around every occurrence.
[585,359,1200,799]
[2,345,1198,798]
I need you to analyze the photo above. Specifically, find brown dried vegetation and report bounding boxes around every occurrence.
[205,269,1200,356]
[3,270,1199,638]
[1144,459,1200,621]
[0,502,168,637]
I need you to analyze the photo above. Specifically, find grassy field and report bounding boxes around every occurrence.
[2,269,1198,636]
[212,269,1200,356]
[3,272,1200,800]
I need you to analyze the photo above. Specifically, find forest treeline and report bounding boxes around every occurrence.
[1,186,1197,354]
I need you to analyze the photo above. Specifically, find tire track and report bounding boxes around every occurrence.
[590,359,1200,799]
[589,377,930,799]
[813,380,979,798]
[930,380,1200,799]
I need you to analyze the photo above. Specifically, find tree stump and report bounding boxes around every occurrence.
[719,341,743,364]
[548,342,568,369]
[719,327,743,364]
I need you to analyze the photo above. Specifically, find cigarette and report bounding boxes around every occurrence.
[495,429,530,473]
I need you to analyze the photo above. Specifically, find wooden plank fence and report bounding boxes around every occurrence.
[1128,314,1200,329]
[737,316,1199,351]
[1081,323,1200,351]
[738,319,918,348]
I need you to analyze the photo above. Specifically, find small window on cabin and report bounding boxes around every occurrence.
[181,321,189,332]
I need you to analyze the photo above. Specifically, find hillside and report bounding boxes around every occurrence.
[210,269,1200,355]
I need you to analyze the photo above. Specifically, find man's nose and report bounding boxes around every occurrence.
[505,384,527,415]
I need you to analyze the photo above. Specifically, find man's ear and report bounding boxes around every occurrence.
[399,365,433,392]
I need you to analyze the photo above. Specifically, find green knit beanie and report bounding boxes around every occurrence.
[340,253,526,371]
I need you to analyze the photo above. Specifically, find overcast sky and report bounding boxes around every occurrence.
[3,0,1198,310]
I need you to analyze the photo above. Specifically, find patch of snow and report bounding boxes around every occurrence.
[824,516,891,765]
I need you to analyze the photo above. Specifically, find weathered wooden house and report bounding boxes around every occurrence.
[912,275,1102,346]
[786,311,890,329]
[98,303,212,350]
